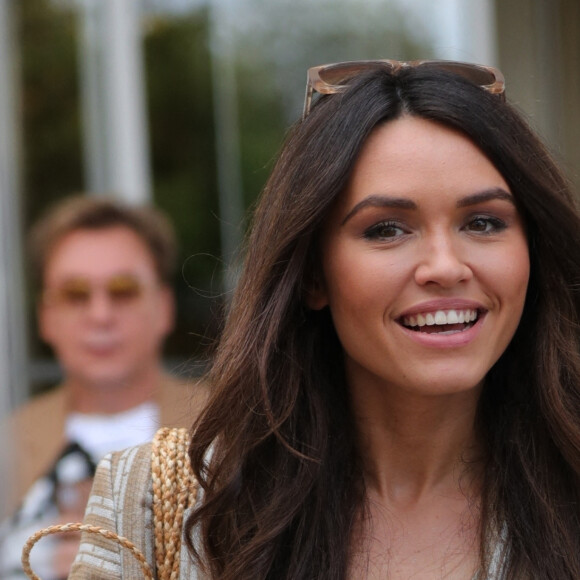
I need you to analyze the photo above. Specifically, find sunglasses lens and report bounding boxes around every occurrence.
[421,62,496,87]
[46,275,143,308]
[107,275,142,302]
[58,280,91,306]
[317,61,395,89]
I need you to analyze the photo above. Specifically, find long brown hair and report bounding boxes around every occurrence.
[186,66,580,579]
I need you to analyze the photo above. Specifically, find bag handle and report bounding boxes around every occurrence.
[21,523,155,580]
[152,427,198,579]
[21,427,197,580]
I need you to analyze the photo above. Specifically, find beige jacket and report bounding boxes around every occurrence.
[3,375,208,518]
[69,442,201,579]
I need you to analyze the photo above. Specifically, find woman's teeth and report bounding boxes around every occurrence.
[401,309,478,329]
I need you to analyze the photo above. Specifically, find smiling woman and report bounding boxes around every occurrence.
[70,61,580,580]
[312,117,530,403]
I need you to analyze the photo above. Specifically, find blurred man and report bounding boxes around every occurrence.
[0,196,207,579]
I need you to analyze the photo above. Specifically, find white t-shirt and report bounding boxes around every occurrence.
[65,400,160,463]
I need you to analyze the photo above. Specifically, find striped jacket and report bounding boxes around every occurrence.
[69,443,201,579]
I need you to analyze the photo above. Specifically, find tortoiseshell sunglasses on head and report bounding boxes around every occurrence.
[303,59,506,119]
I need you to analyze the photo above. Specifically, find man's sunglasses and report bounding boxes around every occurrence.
[303,59,506,119]
[43,274,145,309]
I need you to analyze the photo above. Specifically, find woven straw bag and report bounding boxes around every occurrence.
[21,427,198,580]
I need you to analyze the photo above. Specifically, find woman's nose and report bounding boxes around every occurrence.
[413,234,473,288]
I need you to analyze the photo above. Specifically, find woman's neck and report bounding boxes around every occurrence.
[351,376,483,504]
[348,376,484,580]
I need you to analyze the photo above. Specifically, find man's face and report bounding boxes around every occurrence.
[39,226,174,390]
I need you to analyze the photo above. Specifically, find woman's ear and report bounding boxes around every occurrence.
[304,272,328,310]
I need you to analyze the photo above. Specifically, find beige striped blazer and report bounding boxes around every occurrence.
[69,443,201,579]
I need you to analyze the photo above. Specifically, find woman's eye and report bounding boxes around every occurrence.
[465,216,507,234]
[363,221,406,240]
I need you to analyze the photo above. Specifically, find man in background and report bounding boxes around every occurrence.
[0,196,207,579]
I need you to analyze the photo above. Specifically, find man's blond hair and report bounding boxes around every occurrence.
[29,195,178,286]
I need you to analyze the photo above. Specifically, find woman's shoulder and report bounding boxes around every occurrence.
[107,442,152,482]
[88,442,154,533]
[88,443,153,503]
[69,443,156,578]
[71,433,203,579]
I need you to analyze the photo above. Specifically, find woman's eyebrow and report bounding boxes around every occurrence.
[341,188,515,226]
[456,188,514,208]
[341,195,416,225]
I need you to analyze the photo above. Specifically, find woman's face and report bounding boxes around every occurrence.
[310,116,529,399]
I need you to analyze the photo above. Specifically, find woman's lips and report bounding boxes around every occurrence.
[395,303,488,347]
[400,308,480,332]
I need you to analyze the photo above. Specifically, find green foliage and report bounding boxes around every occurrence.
[231,0,433,120]
[19,0,83,227]
[236,60,287,210]
[145,9,225,359]
[144,9,221,290]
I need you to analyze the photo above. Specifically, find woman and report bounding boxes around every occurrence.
[71,61,580,579]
